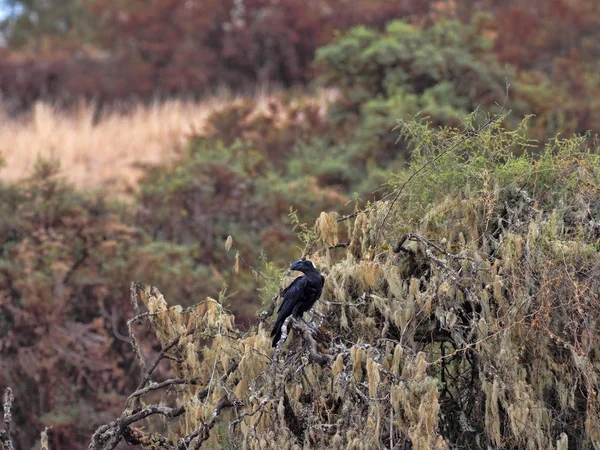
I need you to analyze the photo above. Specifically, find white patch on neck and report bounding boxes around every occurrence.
[311,261,316,269]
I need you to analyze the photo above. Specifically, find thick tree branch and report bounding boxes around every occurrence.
[88,404,186,450]
[293,320,332,366]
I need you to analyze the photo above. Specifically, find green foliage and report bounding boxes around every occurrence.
[316,19,510,160]
[288,207,317,252]
[0,0,434,109]
[4,99,600,448]
[0,148,307,446]
[255,257,286,306]
[2,0,600,143]
[3,3,600,447]
[0,0,97,50]
[128,95,374,318]
[314,16,596,171]
[384,115,599,244]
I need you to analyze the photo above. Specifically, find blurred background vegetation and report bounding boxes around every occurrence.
[0,0,599,447]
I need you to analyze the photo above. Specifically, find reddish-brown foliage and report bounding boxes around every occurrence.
[2,0,599,124]
[0,0,436,114]
[0,163,141,448]
[457,0,600,134]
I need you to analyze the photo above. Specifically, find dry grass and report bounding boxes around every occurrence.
[0,96,230,194]
[0,89,334,194]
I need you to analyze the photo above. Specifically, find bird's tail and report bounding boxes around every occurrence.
[270,317,285,347]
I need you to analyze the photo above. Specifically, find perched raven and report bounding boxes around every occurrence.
[271,259,325,347]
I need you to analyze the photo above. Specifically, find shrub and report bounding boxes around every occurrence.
[86,119,600,449]
[314,18,581,162]
[0,0,437,113]
[0,156,273,447]
[0,160,140,447]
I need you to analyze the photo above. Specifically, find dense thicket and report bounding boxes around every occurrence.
[0,160,234,446]
[1,10,600,448]
[0,0,430,114]
[1,0,599,135]
[87,120,600,449]
[0,96,349,447]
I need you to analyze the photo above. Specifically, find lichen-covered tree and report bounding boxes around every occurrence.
[87,118,600,449]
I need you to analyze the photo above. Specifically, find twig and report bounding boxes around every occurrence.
[272,315,294,363]
[337,210,361,223]
[92,357,239,449]
[372,83,511,243]
[228,396,271,444]
[40,426,51,450]
[126,321,146,384]
[178,397,233,450]
[129,281,142,316]
[328,242,349,250]
[229,241,278,281]
[62,248,89,285]
[0,388,14,450]
[197,360,240,401]
[425,249,457,281]
[394,233,479,264]
[134,328,196,396]
[428,307,536,366]
[126,377,199,404]
[258,293,279,322]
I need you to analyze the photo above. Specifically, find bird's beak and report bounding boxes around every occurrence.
[289,260,303,271]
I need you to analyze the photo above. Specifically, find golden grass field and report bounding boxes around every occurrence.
[0,89,334,195]
[0,96,230,194]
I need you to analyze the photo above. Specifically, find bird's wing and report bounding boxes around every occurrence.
[281,276,303,296]
[278,276,308,313]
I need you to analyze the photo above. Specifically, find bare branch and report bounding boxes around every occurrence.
[328,242,350,250]
[228,396,271,442]
[40,426,51,450]
[178,396,233,450]
[88,404,186,450]
[293,320,332,366]
[129,327,196,405]
[126,377,198,404]
[129,281,142,316]
[258,293,280,322]
[0,388,14,450]
[272,315,293,363]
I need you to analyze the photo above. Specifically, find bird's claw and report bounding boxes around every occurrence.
[300,318,319,334]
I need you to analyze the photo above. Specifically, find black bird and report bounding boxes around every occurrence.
[271,259,325,347]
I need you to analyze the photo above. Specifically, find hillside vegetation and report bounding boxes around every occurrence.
[0,91,333,192]
[2,0,599,139]
[89,118,600,449]
[0,14,599,449]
